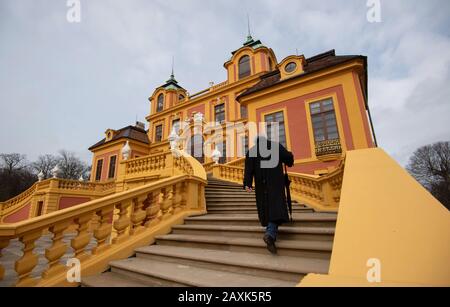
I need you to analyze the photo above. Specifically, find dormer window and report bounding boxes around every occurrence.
[156,94,164,112]
[285,62,297,73]
[238,55,251,79]
[179,94,185,101]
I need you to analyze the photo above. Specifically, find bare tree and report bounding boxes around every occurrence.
[0,153,28,174]
[407,141,450,209]
[31,154,59,179]
[0,153,36,202]
[57,150,89,180]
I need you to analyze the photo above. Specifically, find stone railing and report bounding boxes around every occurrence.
[124,152,168,176]
[225,157,245,168]
[213,165,245,185]
[210,160,345,211]
[0,179,117,223]
[209,80,228,92]
[0,183,38,213]
[0,150,207,287]
[202,161,215,173]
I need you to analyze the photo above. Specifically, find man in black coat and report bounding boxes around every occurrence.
[243,135,294,254]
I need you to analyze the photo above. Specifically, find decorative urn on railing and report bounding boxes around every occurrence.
[121,140,131,160]
[78,174,84,182]
[193,112,204,124]
[37,171,44,182]
[212,147,222,164]
[51,164,60,179]
[168,127,180,151]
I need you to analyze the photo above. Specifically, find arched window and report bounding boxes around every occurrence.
[238,55,251,79]
[156,94,164,112]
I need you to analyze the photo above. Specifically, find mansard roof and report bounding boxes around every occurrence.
[237,50,366,99]
[88,124,149,151]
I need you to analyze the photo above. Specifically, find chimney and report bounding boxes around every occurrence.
[135,121,145,130]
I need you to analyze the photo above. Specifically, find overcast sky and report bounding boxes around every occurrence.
[0,0,449,166]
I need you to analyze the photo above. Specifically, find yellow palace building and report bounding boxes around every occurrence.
[0,34,448,288]
[89,33,376,182]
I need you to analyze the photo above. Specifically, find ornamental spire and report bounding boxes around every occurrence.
[244,13,254,45]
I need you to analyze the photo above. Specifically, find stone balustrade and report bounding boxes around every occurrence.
[125,152,167,176]
[202,161,215,173]
[0,179,117,223]
[0,150,207,287]
[211,160,345,211]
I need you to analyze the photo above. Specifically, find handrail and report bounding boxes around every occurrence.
[0,179,117,221]
[210,159,345,211]
[225,157,245,168]
[0,149,207,287]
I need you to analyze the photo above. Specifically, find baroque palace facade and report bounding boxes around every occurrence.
[1,34,448,288]
[89,34,376,182]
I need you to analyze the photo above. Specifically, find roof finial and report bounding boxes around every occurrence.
[247,13,252,38]
[245,13,253,44]
[171,56,175,79]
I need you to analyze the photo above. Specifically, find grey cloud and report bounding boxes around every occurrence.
[0,0,449,167]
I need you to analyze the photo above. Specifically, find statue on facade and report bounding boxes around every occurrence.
[121,140,131,160]
[212,147,222,164]
[193,112,204,124]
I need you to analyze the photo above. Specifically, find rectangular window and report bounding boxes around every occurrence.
[309,99,339,142]
[108,155,117,179]
[215,104,225,123]
[172,119,180,134]
[241,135,249,156]
[217,141,227,164]
[240,104,247,119]
[264,111,287,147]
[155,125,163,142]
[95,159,103,181]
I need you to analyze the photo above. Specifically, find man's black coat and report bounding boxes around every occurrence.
[243,138,294,227]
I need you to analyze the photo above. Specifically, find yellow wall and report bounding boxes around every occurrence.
[300,148,450,286]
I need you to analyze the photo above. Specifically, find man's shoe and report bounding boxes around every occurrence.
[263,234,277,255]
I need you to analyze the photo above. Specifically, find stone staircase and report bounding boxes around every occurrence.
[81,177,337,287]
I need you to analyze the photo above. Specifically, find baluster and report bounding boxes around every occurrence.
[42,220,70,279]
[179,182,187,210]
[15,230,42,287]
[113,200,132,244]
[161,187,174,220]
[172,183,183,214]
[144,191,162,228]
[71,213,93,262]
[130,195,147,235]
[0,238,10,281]
[92,206,114,255]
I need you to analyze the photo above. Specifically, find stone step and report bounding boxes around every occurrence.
[171,224,334,241]
[206,199,257,205]
[206,184,245,190]
[206,208,311,215]
[206,202,307,208]
[185,213,337,228]
[205,195,252,199]
[206,205,310,211]
[205,190,255,196]
[135,245,330,283]
[108,257,295,287]
[81,272,149,287]
[155,234,333,258]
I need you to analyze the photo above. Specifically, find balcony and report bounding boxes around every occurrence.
[315,139,342,160]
